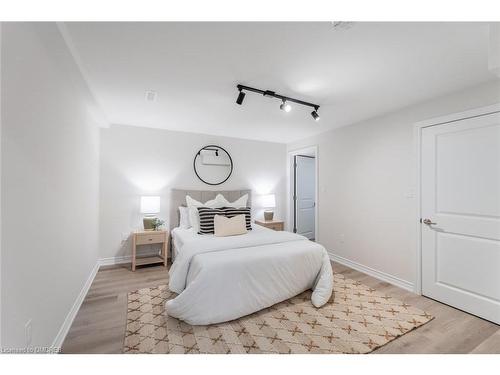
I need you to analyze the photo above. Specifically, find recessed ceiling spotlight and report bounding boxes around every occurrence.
[311,110,320,121]
[280,100,292,112]
[236,90,246,105]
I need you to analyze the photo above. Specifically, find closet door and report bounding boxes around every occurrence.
[421,112,500,324]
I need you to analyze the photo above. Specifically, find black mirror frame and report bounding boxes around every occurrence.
[193,145,233,186]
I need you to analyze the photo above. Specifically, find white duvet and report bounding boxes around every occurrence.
[166,226,333,325]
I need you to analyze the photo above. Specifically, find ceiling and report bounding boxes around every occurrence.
[63,22,498,143]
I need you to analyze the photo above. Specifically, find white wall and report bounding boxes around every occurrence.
[1,23,101,347]
[99,125,287,260]
[288,80,500,288]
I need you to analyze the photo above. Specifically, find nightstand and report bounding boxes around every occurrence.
[131,230,169,271]
[254,220,284,231]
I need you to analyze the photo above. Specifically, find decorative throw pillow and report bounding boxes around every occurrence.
[222,207,252,231]
[186,195,225,233]
[178,206,191,228]
[217,193,249,208]
[214,214,247,237]
[197,207,226,235]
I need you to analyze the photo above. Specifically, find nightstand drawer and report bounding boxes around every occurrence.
[135,233,165,245]
[268,223,284,231]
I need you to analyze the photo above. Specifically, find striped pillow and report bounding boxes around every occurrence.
[222,207,252,231]
[197,207,225,235]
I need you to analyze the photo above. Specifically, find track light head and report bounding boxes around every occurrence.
[236,90,246,105]
[280,100,292,112]
[311,110,320,121]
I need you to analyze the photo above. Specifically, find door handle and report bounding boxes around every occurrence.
[422,218,437,225]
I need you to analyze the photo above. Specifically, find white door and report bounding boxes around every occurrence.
[421,111,500,324]
[295,155,315,240]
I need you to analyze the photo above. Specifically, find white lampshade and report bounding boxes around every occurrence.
[140,196,160,214]
[259,194,276,208]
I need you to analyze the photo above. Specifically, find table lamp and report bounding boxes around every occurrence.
[260,194,276,221]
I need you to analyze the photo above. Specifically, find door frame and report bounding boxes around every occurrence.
[287,145,319,241]
[414,103,500,295]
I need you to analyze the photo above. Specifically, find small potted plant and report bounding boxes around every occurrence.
[151,218,165,231]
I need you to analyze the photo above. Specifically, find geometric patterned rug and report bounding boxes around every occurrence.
[123,273,433,354]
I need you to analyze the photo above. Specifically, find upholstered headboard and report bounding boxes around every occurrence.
[169,189,252,231]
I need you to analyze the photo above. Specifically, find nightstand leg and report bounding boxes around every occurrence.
[132,234,136,271]
[162,233,168,267]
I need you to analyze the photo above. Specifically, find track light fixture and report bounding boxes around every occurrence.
[236,89,246,105]
[235,84,320,121]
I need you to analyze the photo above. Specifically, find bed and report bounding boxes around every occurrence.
[166,189,333,325]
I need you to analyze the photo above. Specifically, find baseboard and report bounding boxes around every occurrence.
[99,250,159,266]
[52,260,100,349]
[328,252,415,292]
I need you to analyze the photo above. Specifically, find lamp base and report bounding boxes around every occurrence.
[143,217,156,231]
[264,210,274,221]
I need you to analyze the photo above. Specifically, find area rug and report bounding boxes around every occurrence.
[123,273,433,354]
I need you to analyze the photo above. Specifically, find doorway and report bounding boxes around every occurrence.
[418,108,500,324]
[288,147,318,241]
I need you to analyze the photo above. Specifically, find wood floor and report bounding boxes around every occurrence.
[61,262,500,354]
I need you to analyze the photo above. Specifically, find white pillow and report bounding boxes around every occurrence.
[214,214,248,237]
[178,206,191,228]
[218,193,249,208]
[186,195,222,208]
[186,195,226,233]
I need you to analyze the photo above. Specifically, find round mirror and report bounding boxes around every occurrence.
[193,145,233,185]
